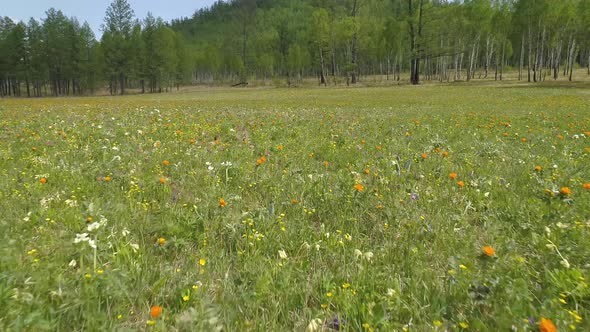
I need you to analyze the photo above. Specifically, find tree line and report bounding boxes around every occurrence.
[0,0,190,97]
[2,0,590,97]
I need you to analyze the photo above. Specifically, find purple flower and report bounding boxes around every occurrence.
[528,317,535,325]
[327,316,345,330]
[410,192,419,201]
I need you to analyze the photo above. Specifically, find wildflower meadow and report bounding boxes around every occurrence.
[1,83,589,331]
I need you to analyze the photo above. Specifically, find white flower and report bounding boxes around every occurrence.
[306,318,324,332]
[121,228,130,237]
[74,233,89,243]
[87,222,101,232]
[65,199,78,207]
[23,212,32,222]
[561,259,571,269]
[221,161,233,167]
[354,249,363,259]
[386,288,396,297]
[88,239,97,249]
[278,250,288,259]
[69,259,77,267]
[130,243,139,252]
[364,251,374,262]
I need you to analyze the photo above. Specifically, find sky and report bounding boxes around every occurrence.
[3,0,218,38]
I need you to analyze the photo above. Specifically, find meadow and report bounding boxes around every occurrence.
[0,82,589,331]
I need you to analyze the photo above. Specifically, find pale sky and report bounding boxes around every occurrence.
[2,0,219,38]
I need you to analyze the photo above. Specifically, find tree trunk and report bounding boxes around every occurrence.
[500,42,505,81]
[350,0,358,84]
[568,37,576,82]
[319,47,326,86]
[538,26,545,82]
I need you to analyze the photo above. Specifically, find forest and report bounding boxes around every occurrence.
[1,0,590,97]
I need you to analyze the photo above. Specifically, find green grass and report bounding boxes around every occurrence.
[1,83,589,331]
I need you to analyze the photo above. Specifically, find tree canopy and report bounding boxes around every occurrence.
[1,0,590,96]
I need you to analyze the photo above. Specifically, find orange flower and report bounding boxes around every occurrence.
[557,135,564,140]
[482,246,495,257]
[539,318,556,332]
[442,151,449,157]
[159,177,167,184]
[219,198,227,208]
[189,138,196,144]
[364,169,370,175]
[323,161,329,168]
[277,144,284,151]
[104,176,112,182]
[162,160,170,166]
[503,132,509,137]
[150,305,163,319]
[584,131,590,137]
[31,146,37,151]
[534,166,542,172]
[457,181,465,188]
[435,147,441,153]
[290,198,299,204]
[583,183,590,190]
[449,172,458,180]
[86,216,93,223]
[39,177,47,184]
[521,138,527,143]
[421,153,428,159]
[354,183,365,192]
[559,187,571,196]
[256,156,267,165]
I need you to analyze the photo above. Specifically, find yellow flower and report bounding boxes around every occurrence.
[199,258,206,266]
[342,283,350,289]
[433,320,443,327]
[459,322,469,329]
[326,291,333,297]
[146,320,156,326]
[182,295,190,302]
